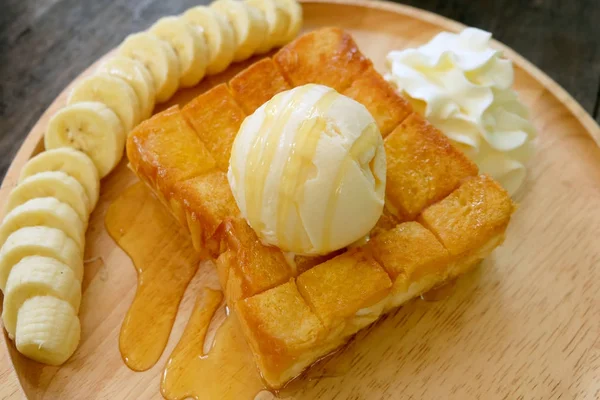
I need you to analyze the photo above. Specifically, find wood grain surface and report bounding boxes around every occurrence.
[1,1,600,399]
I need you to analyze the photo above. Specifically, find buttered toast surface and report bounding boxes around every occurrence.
[127,27,515,388]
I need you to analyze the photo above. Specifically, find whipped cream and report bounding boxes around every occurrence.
[386,27,535,195]
[228,84,386,255]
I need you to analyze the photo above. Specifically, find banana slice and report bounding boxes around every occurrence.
[0,197,85,252]
[183,6,236,75]
[247,5,270,54]
[0,226,83,291]
[15,296,80,366]
[275,0,302,43]
[2,256,81,339]
[7,171,90,223]
[247,0,289,49]
[45,102,125,178]
[19,148,100,210]
[150,16,209,88]
[67,73,141,133]
[211,0,267,61]
[97,56,156,119]
[119,32,180,103]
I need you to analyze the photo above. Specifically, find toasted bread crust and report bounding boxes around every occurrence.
[229,58,292,114]
[171,171,239,252]
[127,105,217,198]
[419,175,515,257]
[125,27,516,390]
[215,218,293,305]
[182,84,246,171]
[273,27,372,91]
[296,248,392,328]
[385,113,478,219]
[342,67,413,137]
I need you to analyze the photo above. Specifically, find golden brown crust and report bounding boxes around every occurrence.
[293,249,346,276]
[181,84,246,171]
[229,58,292,114]
[369,206,403,238]
[368,221,449,286]
[384,113,478,220]
[342,67,413,137]
[214,218,293,303]
[296,248,392,328]
[171,171,239,252]
[419,175,515,257]
[235,280,326,386]
[127,105,217,199]
[273,27,372,92]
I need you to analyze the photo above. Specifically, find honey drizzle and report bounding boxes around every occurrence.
[245,86,313,234]
[105,182,201,371]
[275,90,339,250]
[321,123,380,251]
[161,291,266,400]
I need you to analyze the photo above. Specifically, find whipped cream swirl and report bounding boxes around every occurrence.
[386,27,535,196]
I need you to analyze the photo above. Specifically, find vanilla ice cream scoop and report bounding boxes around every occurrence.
[228,84,386,255]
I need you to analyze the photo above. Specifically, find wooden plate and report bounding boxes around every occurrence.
[1,1,599,398]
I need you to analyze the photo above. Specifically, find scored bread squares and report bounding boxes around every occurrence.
[273,27,371,91]
[181,84,246,171]
[229,58,292,114]
[384,113,479,220]
[126,105,217,228]
[213,218,293,306]
[342,66,413,137]
[236,175,514,388]
[419,174,516,264]
[126,27,516,388]
[171,171,239,257]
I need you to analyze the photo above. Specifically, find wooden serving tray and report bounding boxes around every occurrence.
[1,1,599,398]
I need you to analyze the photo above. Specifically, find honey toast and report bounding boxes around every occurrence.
[126,27,515,389]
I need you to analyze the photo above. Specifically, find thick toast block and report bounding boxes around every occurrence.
[182,84,246,171]
[385,113,478,220]
[236,280,329,387]
[296,248,392,329]
[273,27,372,92]
[125,27,516,390]
[292,250,345,276]
[171,171,239,253]
[419,175,515,257]
[342,67,413,137]
[229,58,292,114]
[368,221,449,291]
[127,105,217,200]
[214,218,293,305]
[369,206,403,237]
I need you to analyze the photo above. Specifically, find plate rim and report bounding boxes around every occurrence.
[1,0,600,397]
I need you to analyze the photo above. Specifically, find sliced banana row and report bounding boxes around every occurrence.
[4,0,303,366]
[45,102,125,178]
[0,149,97,365]
[43,0,302,179]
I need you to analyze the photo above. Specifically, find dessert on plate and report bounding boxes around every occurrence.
[127,27,516,388]
[0,0,538,396]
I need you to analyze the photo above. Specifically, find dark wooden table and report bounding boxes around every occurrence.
[1,0,599,181]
